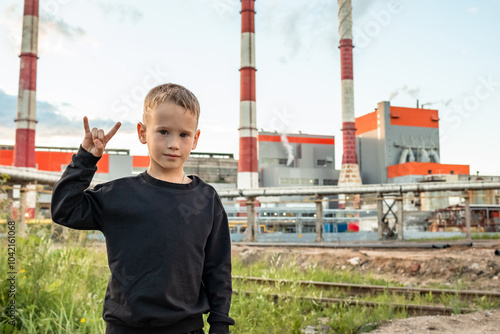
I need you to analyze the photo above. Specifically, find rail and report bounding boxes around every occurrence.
[233,276,500,302]
[233,291,476,316]
[233,275,500,316]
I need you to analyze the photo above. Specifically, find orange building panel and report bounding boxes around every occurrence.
[0,149,14,166]
[258,135,334,145]
[390,106,439,128]
[387,162,469,178]
[133,155,150,168]
[0,149,109,173]
[355,111,377,135]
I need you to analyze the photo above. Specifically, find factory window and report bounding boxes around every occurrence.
[279,158,294,166]
[307,179,319,185]
[261,158,294,167]
[428,170,432,174]
[317,159,332,167]
[323,179,336,186]
[450,171,454,175]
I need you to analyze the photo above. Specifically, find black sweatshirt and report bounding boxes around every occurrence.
[51,147,235,334]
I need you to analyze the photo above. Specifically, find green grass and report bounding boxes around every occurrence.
[0,234,108,333]
[232,253,397,286]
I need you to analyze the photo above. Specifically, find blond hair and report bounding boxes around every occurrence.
[143,83,200,126]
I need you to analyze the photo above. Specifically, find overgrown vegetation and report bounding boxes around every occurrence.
[0,235,108,333]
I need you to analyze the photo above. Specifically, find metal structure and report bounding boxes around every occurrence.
[238,0,258,189]
[338,0,361,186]
[218,181,500,241]
[14,0,39,168]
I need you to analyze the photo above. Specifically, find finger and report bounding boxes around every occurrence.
[92,128,98,141]
[83,116,91,134]
[98,129,104,142]
[104,122,122,142]
[94,139,104,155]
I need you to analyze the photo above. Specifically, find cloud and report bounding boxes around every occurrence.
[0,4,23,52]
[0,90,136,142]
[260,0,338,61]
[92,0,143,23]
[258,0,393,62]
[0,3,91,56]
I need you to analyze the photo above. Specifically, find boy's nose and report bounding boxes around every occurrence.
[167,137,180,149]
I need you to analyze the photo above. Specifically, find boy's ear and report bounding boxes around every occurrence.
[192,129,201,150]
[137,122,147,144]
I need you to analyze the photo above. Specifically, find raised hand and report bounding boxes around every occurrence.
[82,116,121,157]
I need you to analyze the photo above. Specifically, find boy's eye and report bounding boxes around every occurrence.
[180,133,188,138]
[160,130,168,135]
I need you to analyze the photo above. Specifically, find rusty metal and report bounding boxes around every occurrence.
[233,276,500,303]
[233,290,476,316]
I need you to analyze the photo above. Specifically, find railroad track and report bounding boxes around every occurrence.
[233,276,500,302]
[233,290,474,316]
[233,276,500,316]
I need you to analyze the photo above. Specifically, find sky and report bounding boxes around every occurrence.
[1,0,499,175]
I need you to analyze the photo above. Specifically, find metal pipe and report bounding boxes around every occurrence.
[0,166,105,187]
[219,181,500,198]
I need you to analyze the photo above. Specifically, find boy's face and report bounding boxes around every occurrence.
[137,101,200,181]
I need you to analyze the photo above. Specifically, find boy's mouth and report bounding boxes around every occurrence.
[164,154,180,158]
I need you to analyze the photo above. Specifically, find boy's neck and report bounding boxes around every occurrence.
[146,168,190,184]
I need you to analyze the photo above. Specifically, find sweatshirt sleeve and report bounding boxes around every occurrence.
[50,146,103,231]
[203,196,235,334]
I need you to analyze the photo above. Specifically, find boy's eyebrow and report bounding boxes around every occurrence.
[154,125,195,133]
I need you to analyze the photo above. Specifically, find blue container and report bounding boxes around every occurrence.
[337,223,348,233]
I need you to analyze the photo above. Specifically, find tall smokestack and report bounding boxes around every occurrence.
[238,0,258,189]
[338,0,361,186]
[14,0,39,168]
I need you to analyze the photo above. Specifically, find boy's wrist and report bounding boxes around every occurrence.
[77,145,101,168]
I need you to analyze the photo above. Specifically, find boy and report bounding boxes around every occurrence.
[51,83,235,334]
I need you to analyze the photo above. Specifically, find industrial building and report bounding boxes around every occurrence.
[258,131,338,188]
[355,101,470,184]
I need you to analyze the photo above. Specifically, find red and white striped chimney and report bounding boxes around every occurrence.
[14,0,39,168]
[238,0,258,189]
[338,0,361,186]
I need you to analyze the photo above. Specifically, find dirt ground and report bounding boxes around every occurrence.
[231,240,500,334]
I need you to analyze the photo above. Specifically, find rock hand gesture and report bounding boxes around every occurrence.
[81,116,121,157]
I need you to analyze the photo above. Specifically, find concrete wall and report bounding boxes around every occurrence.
[108,155,133,180]
[184,155,238,184]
